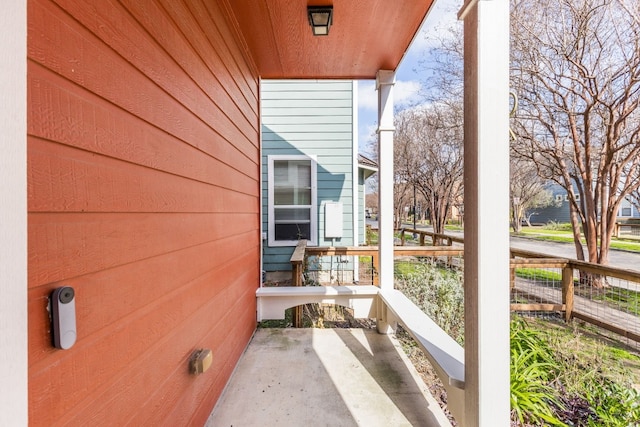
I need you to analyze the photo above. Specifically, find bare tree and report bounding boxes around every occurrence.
[366,128,412,230]
[395,105,464,235]
[511,0,640,270]
[365,192,378,217]
[415,24,468,236]
[510,157,554,232]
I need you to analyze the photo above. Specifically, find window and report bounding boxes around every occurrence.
[620,207,632,217]
[268,155,317,246]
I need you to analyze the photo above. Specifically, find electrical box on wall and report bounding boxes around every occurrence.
[325,202,343,238]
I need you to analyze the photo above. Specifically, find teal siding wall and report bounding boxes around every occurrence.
[262,80,354,272]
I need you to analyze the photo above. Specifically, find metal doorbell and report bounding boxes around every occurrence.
[51,286,77,350]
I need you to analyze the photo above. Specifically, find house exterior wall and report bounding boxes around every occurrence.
[528,183,571,224]
[27,1,260,424]
[618,198,640,219]
[261,80,355,272]
[530,182,640,225]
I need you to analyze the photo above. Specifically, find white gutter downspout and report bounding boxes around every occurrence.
[459,0,510,425]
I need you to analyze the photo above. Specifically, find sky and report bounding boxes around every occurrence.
[357,0,462,156]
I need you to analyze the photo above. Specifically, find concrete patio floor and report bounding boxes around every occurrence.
[206,328,452,427]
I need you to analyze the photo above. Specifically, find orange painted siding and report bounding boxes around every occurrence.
[27,0,260,424]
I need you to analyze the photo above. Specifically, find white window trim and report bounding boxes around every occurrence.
[619,206,633,218]
[267,155,317,247]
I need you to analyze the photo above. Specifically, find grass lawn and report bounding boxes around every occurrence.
[514,267,563,284]
[515,267,640,315]
[590,287,640,316]
[525,316,640,391]
[515,226,640,253]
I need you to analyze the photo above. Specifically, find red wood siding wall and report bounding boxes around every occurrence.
[27,0,260,424]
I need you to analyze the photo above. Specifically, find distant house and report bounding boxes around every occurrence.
[618,197,640,219]
[261,80,376,281]
[528,183,571,224]
[529,182,640,225]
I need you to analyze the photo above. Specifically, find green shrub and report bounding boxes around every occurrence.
[584,379,640,427]
[394,260,464,344]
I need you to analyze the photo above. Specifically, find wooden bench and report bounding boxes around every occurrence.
[256,285,379,321]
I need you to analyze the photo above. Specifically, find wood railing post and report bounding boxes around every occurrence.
[446,237,453,266]
[510,265,515,290]
[509,252,515,290]
[419,232,425,246]
[372,254,380,287]
[562,266,574,323]
[291,262,303,327]
[290,240,307,328]
[400,229,406,246]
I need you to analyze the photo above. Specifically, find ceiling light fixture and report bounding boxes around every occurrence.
[307,6,333,36]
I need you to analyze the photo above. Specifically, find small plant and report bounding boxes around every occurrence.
[510,318,566,426]
[365,226,378,245]
[587,380,640,426]
[544,221,573,232]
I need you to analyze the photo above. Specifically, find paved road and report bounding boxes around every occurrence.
[509,236,640,272]
[449,227,639,272]
[370,220,640,272]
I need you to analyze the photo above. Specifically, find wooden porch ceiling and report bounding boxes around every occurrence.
[223,0,436,79]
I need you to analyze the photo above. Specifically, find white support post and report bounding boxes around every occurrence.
[459,1,510,426]
[0,1,28,425]
[376,70,396,334]
[352,81,360,281]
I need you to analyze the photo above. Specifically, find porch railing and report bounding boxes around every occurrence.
[261,232,640,426]
[510,248,640,344]
[290,234,640,345]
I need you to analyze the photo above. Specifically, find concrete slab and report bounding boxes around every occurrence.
[206,328,451,427]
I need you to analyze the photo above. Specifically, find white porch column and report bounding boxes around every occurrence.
[376,70,395,291]
[352,81,360,280]
[459,1,510,426]
[0,0,28,425]
[375,70,395,334]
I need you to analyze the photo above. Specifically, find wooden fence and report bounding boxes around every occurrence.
[288,233,640,342]
[511,248,640,343]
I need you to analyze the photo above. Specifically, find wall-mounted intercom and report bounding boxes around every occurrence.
[51,286,77,350]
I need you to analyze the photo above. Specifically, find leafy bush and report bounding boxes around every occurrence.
[394,260,464,344]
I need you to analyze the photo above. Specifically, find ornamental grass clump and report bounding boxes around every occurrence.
[510,318,566,426]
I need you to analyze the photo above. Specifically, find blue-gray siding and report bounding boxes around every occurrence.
[261,80,355,272]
